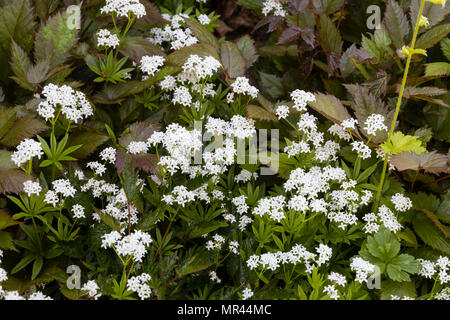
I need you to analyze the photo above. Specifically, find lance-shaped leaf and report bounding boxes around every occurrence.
[319,14,342,54]
[9,41,33,91]
[383,0,410,49]
[390,151,449,174]
[424,62,450,77]
[253,16,284,33]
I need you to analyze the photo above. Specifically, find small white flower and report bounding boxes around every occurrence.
[23,180,41,197]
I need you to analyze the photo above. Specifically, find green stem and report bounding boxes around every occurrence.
[373,0,426,212]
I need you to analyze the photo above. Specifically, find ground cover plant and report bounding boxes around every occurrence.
[0,0,448,300]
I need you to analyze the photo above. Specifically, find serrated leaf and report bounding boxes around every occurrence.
[344,84,393,143]
[0,115,48,147]
[413,213,450,255]
[66,129,109,159]
[34,11,78,69]
[383,0,410,49]
[118,36,165,64]
[138,1,167,25]
[0,230,18,251]
[220,41,246,79]
[380,279,417,300]
[381,132,426,155]
[246,105,278,122]
[441,38,450,61]
[183,18,219,49]
[390,151,448,174]
[0,106,17,140]
[236,35,258,68]
[0,149,30,194]
[9,41,33,91]
[0,0,36,81]
[308,92,351,124]
[258,71,284,100]
[416,23,450,50]
[424,62,450,77]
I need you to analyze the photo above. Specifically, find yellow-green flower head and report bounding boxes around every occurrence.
[426,0,447,7]
[419,15,430,27]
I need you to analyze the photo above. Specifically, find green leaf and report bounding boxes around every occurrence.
[67,129,109,159]
[0,230,18,251]
[441,38,450,61]
[416,23,450,50]
[413,213,450,255]
[118,36,165,64]
[183,18,219,49]
[0,116,48,147]
[319,14,342,54]
[34,11,79,69]
[307,93,351,124]
[380,132,427,155]
[31,255,43,280]
[258,71,284,100]
[0,209,21,230]
[380,279,417,300]
[0,150,29,194]
[383,0,409,49]
[236,35,258,68]
[0,0,36,82]
[11,254,36,274]
[220,41,246,79]
[246,104,278,122]
[9,41,34,91]
[366,227,400,261]
[424,62,450,77]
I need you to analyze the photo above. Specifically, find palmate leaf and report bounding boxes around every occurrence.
[381,132,426,155]
[390,151,449,174]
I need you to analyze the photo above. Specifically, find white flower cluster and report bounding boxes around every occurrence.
[262,0,286,17]
[328,123,351,141]
[418,256,450,284]
[101,230,152,263]
[253,195,286,222]
[148,13,198,50]
[209,271,221,284]
[23,180,42,197]
[127,141,149,154]
[44,179,77,207]
[37,84,93,123]
[178,54,221,84]
[241,288,254,300]
[127,273,152,299]
[323,285,340,300]
[291,90,316,112]
[81,280,102,300]
[11,139,43,167]
[140,55,165,76]
[98,187,140,225]
[86,161,107,176]
[205,234,226,251]
[275,105,290,120]
[96,29,120,48]
[100,0,146,18]
[363,114,387,136]
[72,204,85,219]
[362,204,403,234]
[230,77,259,99]
[391,193,412,212]
[351,141,372,159]
[350,257,375,283]
[235,169,258,183]
[198,14,210,25]
[100,147,116,164]
[246,243,332,273]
